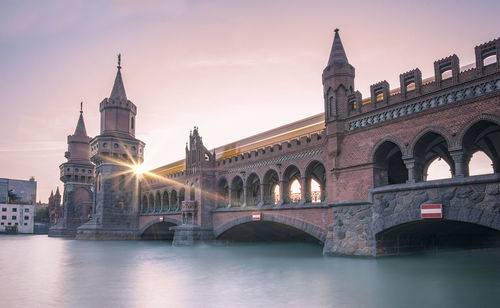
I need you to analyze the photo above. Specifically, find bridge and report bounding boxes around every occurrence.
[138,33,500,256]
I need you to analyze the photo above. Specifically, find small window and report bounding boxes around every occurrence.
[12,216,16,220]
[1,216,6,220]
[2,208,6,212]
[75,168,79,172]
[12,208,17,212]
[25,208,29,213]
[376,92,384,102]
[114,143,119,148]
[406,82,415,92]
[24,223,27,226]
[7,222,11,226]
[131,117,135,129]
[15,222,18,226]
[0,222,3,225]
[119,175,125,191]
[24,216,29,220]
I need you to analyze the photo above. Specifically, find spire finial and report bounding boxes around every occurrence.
[334,28,339,33]
[80,102,83,114]
[118,53,121,69]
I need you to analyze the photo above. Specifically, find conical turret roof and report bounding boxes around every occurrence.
[328,29,349,66]
[109,54,127,101]
[74,103,88,137]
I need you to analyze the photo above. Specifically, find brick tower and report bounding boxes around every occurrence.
[76,55,145,240]
[49,104,95,237]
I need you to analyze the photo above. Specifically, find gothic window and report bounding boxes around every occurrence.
[97,173,102,193]
[119,175,125,191]
[131,117,135,129]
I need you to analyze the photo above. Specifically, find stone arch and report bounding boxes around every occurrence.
[456,113,500,146]
[139,217,182,240]
[368,136,407,162]
[408,126,454,156]
[214,214,327,243]
[304,160,326,203]
[246,172,261,206]
[179,187,186,205]
[457,114,500,174]
[263,168,280,205]
[148,193,154,213]
[155,191,161,212]
[372,140,408,187]
[217,177,229,208]
[409,128,454,182]
[170,189,178,211]
[141,195,148,213]
[230,175,244,207]
[282,164,302,203]
[162,191,169,211]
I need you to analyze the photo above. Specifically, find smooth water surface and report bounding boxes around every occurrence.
[0,235,499,308]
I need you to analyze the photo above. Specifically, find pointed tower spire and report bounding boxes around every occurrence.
[109,53,127,101]
[74,102,88,136]
[328,29,349,66]
[50,190,54,198]
[55,187,60,196]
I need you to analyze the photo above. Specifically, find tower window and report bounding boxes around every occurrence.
[131,117,134,129]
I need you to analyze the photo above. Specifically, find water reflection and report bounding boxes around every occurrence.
[1,236,499,308]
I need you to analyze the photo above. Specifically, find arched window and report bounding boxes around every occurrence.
[179,188,185,205]
[155,192,161,212]
[119,175,125,191]
[305,161,326,203]
[162,191,169,211]
[170,190,178,211]
[97,173,102,193]
[230,176,244,207]
[246,173,261,206]
[283,165,301,204]
[142,195,148,213]
[425,157,452,181]
[148,194,154,212]
[413,132,453,182]
[190,184,195,201]
[462,120,500,175]
[217,178,229,208]
[273,185,280,205]
[263,169,279,205]
[468,151,494,176]
[373,141,407,187]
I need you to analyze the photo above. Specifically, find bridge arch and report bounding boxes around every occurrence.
[262,168,280,205]
[155,191,161,212]
[148,193,154,213]
[162,191,169,211]
[246,172,261,206]
[304,160,326,203]
[458,116,500,174]
[217,177,229,208]
[282,164,302,203]
[139,217,182,240]
[372,140,407,187]
[170,189,178,211]
[409,128,454,181]
[230,175,244,207]
[214,214,326,243]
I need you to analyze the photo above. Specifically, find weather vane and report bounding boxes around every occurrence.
[80,101,83,114]
[118,53,121,69]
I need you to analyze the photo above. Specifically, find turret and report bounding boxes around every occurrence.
[322,29,356,122]
[59,104,95,184]
[99,54,137,138]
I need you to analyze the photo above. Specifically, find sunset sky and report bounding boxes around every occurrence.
[1,0,499,202]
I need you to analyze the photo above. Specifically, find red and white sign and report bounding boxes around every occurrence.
[421,204,442,219]
[252,212,261,221]
[159,216,164,222]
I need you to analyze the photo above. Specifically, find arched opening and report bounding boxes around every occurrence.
[190,184,195,201]
[305,161,326,203]
[246,173,261,206]
[179,188,185,206]
[376,220,500,255]
[462,120,500,175]
[217,178,229,208]
[263,169,279,205]
[218,221,321,243]
[230,176,244,207]
[148,194,154,213]
[170,190,178,211]
[413,132,453,182]
[142,195,148,213]
[140,222,176,240]
[282,165,301,204]
[162,191,169,212]
[155,192,161,212]
[469,151,494,176]
[425,157,452,180]
[373,141,407,187]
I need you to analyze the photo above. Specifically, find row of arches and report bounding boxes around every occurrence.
[141,188,186,213]
[373,119,499,186]
[217,160,326,207]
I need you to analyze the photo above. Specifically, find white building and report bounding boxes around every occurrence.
[0,204,35,233]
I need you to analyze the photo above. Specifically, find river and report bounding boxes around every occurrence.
[0,235,499,307]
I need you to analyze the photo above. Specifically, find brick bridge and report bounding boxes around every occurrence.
[135,33,500,256]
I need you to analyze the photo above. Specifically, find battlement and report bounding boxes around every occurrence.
[99,98,137,114]
[346,37,500,128]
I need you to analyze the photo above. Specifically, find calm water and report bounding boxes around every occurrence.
[0,235,499,308]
